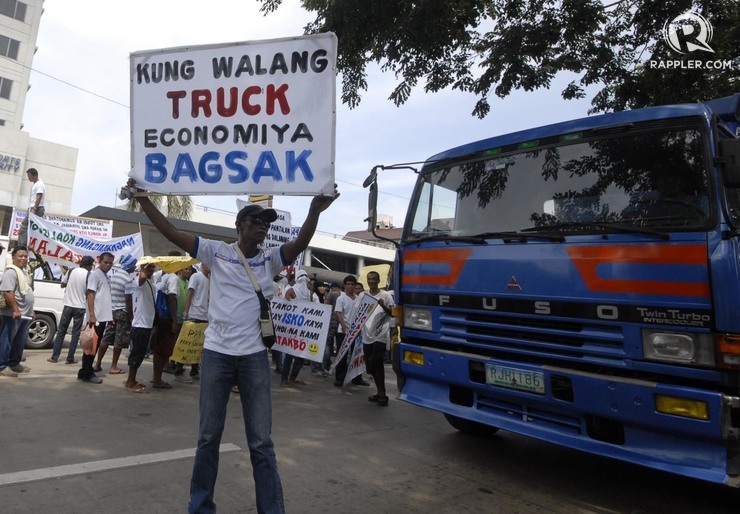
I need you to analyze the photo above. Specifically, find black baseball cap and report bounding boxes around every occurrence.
[236,205,278,223]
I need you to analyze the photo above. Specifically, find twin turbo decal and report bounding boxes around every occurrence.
[402,248,473,286]
[566,244,709,297]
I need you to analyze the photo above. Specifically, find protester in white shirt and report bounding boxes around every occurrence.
[48,256,94,364]
[124,262,157,394]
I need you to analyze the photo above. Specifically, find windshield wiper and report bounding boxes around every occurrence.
[407,233,487,245]
[471,231,565,243]
[520,222,670,240]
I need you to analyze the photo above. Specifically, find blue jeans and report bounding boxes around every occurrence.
[189,349,284,514]
[0,316,32,370]
[50,306,85,362]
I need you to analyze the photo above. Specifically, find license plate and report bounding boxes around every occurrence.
[486,364,545,394]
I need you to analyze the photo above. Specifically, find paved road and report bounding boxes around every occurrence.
[1,349,740,513]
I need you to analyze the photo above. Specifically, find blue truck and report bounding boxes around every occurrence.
[365,94,740,485]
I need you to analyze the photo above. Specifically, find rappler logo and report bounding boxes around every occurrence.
[662,11,714,54]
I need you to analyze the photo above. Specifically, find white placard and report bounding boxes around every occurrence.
[271,297,332,363]
[129,33,337,196]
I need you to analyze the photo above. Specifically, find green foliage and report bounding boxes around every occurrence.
[125,195,193,220]
[259,0,739,115]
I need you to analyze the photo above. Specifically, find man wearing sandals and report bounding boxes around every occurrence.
[362,271,395,407]
[127,178,338,514]
[94,254,138,375]
[124,262,157,394]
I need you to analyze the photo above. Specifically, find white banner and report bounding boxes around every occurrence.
[271,297,332,363]
[43,214,113,240]
[9,210,113,241]
[27,213,143,267]
[129,33,337,196]
[330,294,378,382]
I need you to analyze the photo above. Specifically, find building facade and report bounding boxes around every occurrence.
[0,0,79,236]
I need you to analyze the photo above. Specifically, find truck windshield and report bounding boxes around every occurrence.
[406,124,712,240]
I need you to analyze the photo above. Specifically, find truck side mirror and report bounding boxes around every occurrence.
[363,168,379,232]
[366,181,378,232]
[719,138,740,188]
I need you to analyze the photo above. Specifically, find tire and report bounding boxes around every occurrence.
[444,414,500,436]
[26,313,56,349]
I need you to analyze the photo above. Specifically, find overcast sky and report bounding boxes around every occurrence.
[22,0,595,236]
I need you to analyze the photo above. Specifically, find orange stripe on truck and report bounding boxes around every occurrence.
[402,248,473,286]
[566,244,709,297]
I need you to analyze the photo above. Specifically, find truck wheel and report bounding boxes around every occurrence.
[26,313,56,349]
[444,414,500,436]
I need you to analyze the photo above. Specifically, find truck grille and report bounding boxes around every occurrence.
[438,310,626,364]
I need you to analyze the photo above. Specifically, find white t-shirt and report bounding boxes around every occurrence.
[361,290,394,344]
[29,179,46,208]
[194,237,284,356]
[132,277,156,329]
[157,272,178,294]
[152,269,164,286]
[87,268,113,322]
[187,271,210,321]
[62,267,89,309]
[334,292,356,334]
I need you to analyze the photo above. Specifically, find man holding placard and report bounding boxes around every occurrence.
[127,178,338,514]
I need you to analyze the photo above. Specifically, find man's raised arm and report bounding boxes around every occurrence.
[125,179,196,255]
[282,187,339,264]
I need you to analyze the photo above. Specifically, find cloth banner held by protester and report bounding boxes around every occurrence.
[329,293,379,378]
[129,33,337,196]
[271,297,332,363]
[10,209,113,241]
[27,213,143,267]
[172,320,208,364]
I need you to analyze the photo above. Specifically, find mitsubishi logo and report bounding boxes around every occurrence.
[506,276,522,291]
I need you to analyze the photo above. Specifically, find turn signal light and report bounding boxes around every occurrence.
[717,334,740,368]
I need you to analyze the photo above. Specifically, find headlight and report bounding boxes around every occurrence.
[642,330,714,366]
[404,307,432,331]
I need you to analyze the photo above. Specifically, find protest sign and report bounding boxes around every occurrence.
[345,335,367,385]
[172,321,207,364]
[330,293,378,381]
[27,213,143,267]
[10,210,113,241]
[271,297,332,363]
[8,208,23,240]
[236,198,292,249]
[129,33,337,196]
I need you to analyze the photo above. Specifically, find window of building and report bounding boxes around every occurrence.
[0,34,19,59]
[0,119,5,126]
[0,0,27,22]
[0,76,12,99]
